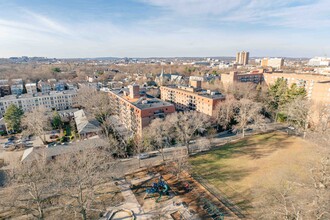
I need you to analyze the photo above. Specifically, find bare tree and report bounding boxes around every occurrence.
[98,116,127,157]
[75,85,113,122]
[1,155,58,220]
[255,182,303,220]
[313,103,330,133]
[169,111,211,155]
[226,82,258,101]
[144,118,174,161]
[234,98,264,138]
[53,148,117,220]
[283,96,311,138]
[255,153,330,220]
[216,94,237,130]
[132,135,152,168]
[21,107,51,144]
[167,148,190,180]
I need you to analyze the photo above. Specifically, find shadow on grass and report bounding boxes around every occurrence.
[191,132,292,162]
[189,132,293,213]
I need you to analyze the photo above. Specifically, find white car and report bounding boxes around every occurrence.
[137,153,150,160]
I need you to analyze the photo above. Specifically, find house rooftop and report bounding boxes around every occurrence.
[21,138,108,163]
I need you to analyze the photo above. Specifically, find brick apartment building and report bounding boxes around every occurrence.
[220,70,330,107]
[263,72,330,106]
[106,84,175,136]
[221,71,264,88]
[160,80,225,117]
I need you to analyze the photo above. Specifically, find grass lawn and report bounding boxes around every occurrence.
[189,131,319,215]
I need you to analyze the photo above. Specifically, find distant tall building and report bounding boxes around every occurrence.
[261,58,284,69]
[308,57,330,66]
[236,51,249,66]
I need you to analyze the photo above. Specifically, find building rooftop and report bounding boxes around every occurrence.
[74,110,101,135]
[21,138,108,163]
[110,88,174,110]
[163,85,225,99]
[0,90,77,101]
[25,83,37,86]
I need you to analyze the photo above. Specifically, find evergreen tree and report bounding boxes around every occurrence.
[52,111,63,129]
[4,104,24,132]
[267,78,306,121]
[285,83,306,103]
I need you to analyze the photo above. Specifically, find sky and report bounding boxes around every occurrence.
[0,0,329,58]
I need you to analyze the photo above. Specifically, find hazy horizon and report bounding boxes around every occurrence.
[1,0,330,58]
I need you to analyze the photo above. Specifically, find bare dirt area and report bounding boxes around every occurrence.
[126,165,240,219]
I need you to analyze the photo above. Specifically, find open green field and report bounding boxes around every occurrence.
[189,131,320,216]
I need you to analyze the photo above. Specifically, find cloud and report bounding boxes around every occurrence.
[139,0,330,28]
[0,9,73,41]
[0,1,329,58]
[139,0,245,15]
[23,9,72,35]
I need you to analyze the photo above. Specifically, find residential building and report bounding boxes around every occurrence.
[25,83,37,94]
[263,73,330,106]
[0,118,7,134]
[0,91,78,117]
[10,79,24,96]
[54,82,65,91]
[38,81,52,94]
[0,80,11,97]
[261,58,284,69]
[236,51,249,66]
[155,69,184,86]
[21,138,108,162]
[66,83,77,90]
[74,109,101,138]
[160,81,225,117]
[189,75,217,82]
[221,71,264,88]
[48,79,57,89]
[106,84,175,136]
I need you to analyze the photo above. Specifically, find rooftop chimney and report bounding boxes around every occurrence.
[128,84,140,99]
[190,80,202,89]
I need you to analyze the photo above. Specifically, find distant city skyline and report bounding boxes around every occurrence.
[0,0,330,58]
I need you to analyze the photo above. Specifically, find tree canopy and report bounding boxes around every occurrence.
[4,104,24,132]
[267,78,306,121]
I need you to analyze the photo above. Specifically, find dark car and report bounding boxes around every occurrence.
[50,134,59,139]
[7,136,15,141]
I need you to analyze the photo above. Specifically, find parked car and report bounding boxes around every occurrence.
[137,153,150,160]
[21,136,30,142]
[50,134,59,139]
[3,141,14,149]
[7,136,15,141]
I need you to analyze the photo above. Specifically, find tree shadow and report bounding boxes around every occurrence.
[189,132,295,214]
[192,132,292,161]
